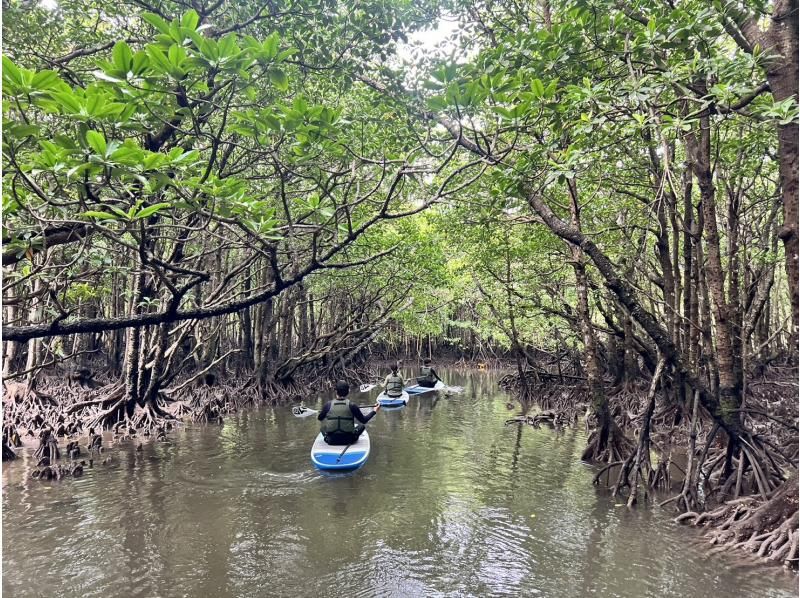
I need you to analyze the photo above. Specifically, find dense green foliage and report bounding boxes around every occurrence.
[3,0,795,357]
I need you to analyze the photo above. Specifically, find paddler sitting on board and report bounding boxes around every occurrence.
[318,380,380,445]
[417,358,443,388]
[383,364,405,398]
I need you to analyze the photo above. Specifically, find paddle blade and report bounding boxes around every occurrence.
[359,383,376,393]
[292,406,318,418]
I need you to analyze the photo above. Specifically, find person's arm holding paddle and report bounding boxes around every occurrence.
[316,402,331,421]
[351,401,380,423]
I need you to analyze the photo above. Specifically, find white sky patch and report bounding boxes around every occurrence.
[393,15,478,81]
[40,0,59,9]
[397,18,461,61]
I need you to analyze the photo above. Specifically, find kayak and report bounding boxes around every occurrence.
[310,431,370,471]
[377,390,409,407]
[404,380,446,395]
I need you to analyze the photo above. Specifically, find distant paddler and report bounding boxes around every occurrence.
[417,358,444,389]
[382,364,405,398]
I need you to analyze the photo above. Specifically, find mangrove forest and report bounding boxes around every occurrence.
[2,0,798,595]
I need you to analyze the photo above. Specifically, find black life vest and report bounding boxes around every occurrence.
[386,374,403,397]
[321,399,355,435]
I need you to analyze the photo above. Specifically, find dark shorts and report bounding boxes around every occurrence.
[323,425,365,445]
[417,378,436,388]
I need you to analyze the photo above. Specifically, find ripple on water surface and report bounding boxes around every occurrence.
[3,371,797,598]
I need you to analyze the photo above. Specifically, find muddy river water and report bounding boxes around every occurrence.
[2,370,796,597]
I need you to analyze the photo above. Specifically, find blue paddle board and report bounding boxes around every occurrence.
[310,431,370,471]
[377,390,409,407]
[404,380,446,395]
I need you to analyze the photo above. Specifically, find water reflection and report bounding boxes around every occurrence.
[2,370,795,597]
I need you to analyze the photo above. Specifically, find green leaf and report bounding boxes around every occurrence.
[134,202,171,219]
[112,42,133,71]
[31,70,62,90]
[262,32,279,60]
[171,149,198,164]
[146,46,176,76]
[86,130,107,155]
[275,48,297,62]
[263,113,281,131]
[181,9,200,30]
[50,90,82,113]
[7,124,40,138]
[108,205,130,219]
[93,70,125,84]
[531,79,545,99]
[269,69,289,91]
[492,105,514,119]
[67,163,93,179]
[82,211,118,220]
[142,12,171,35]
[218,33,239,58]
[2,56,22,87]
[168,44,187,67]
[426,95,447,111]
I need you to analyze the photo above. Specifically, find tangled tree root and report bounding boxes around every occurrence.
[32,461,89,481]
[676,476,799,568]
[505,410,578,428]
[582,421,635,464]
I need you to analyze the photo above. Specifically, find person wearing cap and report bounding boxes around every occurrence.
[317,380,380,445]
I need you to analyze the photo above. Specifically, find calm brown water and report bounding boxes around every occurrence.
[3,371,796,597]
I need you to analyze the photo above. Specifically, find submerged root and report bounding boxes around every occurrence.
[676,475,799,569]
[505,410,576,429]
[582,422,635,465]
[31,461,86,481]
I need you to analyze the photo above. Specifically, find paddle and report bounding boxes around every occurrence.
[336,441,354,462]
[292,405,318,418]
[291,405,375,418]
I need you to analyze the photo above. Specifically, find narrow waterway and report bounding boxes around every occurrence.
[2,370,796,597]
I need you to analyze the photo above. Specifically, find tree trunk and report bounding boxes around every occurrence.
[686,118,742,439]
[764,1,799,350]
[525,189,740,440]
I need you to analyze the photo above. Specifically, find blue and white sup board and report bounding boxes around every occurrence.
[377,390,409,407]
[404,380,446,395]
[310,431,370,471]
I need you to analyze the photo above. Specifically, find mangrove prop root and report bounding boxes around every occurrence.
[31,461,87,481]
[582,422,635,465]
[676,475,799,569]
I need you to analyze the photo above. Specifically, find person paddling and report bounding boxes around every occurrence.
[417,358,443,388]
[318,380,379,445]
[383,364,405,398]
